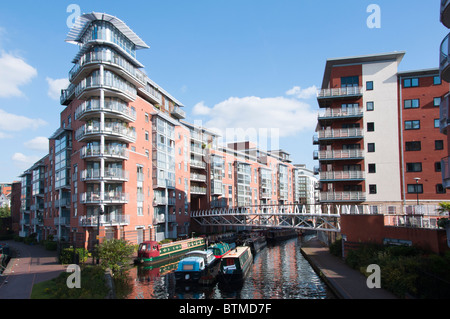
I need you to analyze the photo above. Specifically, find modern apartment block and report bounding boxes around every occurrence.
[17,12,316,246]
[439,0,450,189]
[314,52,449,208]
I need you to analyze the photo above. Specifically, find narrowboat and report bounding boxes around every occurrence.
[209,242,236,258]
[218,246,253,284]
[0,243,10,273]
[244,234,267,255]
[135,237,206,264]
[265,228,298,243]
[183,249,219,285]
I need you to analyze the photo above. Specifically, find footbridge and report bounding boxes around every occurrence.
[191,204,347,233]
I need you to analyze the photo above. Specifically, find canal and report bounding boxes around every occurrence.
[125,235,335,299]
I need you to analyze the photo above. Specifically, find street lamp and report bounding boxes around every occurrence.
[414,177,421,206]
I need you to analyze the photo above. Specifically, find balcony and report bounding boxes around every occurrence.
[319,170,365,181]
[441,0,450,28]
[80,192,129,204]
[317,128,364,141]
[190,173,207,182]
[440,33,450,82]
[320,191,366,202]
[153,178,176,189]
[80,145,129,160]
[171,106,186,119]
[79,214,130,227]
[69,48,146,88]
[54,217,70,226]
[190,159,206,170]
[55,197,71,208]
[75,99,137,122]
[317,87,363,100]
[442,157,450,189]
[75,122,137,143]
[191,186,207,195]
[190,145,206,156]
[318,108,363,120]
[60,83,76,106]
[314,149,364,161]
[153,197,176,206]
[81,168,129,182]
[440,95,450,135]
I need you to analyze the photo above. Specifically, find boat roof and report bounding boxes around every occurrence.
[222,246,250,258]
[186,250,212,256]
[180,256,204,263]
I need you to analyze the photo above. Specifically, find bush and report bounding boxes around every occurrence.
[329,238,342,257]
[44,240,57,251]
[59,247,91,264]
[96,239,134,276]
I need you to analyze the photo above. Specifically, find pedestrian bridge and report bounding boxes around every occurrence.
[190,203,442,233]
[191,204,343,232]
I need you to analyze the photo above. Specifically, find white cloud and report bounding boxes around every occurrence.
[286,85,318,99]
[0,51,37,98]
[197,95,317,140]
[0,132,12,139]
[46,77,69,100]
[0,109,47,131]
[192,101,211,116]
[11,152,40,169]
[24,136,49,152]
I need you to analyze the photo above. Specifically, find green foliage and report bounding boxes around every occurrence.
[329,238,342,257]
[96,239,135,276]
[44,240,57,251]
[31,265,109,299]
[345,244,450,298]
[59,247,91,264]
[0,206,10,218]
[437,202,450,215]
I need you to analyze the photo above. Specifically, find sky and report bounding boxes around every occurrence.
[0,0,447,182]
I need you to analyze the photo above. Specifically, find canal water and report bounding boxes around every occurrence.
[125,235,335,299]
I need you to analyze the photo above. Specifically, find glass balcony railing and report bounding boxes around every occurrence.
[80,145,129,160]
[315,149,364,161]
[440,33,450,82]
[319,171,365,181]
[81,168,129,182]
[75,121,136,143]
[79,214,130,227]
[171,106,186,119]
[441,157,450,188]
[318,108,363,119]
[80,192,129,204]
[320,191,366,202]
[317,87,363,99]
[317,128,364,140]
[75,98,137,122]
[441,0,450,28]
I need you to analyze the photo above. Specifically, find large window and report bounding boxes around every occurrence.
[407,184,423,194]
[404,99,420,109]
[405,141,421,151]
[404,78,419,88]
[406,163,422,172]
[341,76,359,88]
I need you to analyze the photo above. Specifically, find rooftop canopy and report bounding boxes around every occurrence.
[65,12,149,50]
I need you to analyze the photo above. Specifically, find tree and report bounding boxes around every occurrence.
[96,239,135,276]
[437,202,450,229]
[0,206,10,218]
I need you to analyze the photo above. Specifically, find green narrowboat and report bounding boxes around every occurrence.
[218,246,253,284]
[135,237,206,264]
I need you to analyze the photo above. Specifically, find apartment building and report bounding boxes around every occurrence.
[314,52,449,207]
[439,0,450,189]
[17,12,314,246]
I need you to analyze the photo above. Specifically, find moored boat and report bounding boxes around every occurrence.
[209,241,236,258]
[265,228,298,243]
[175,249,220,285]
[244,234,267,255]
[135,237,206,264]
[0,243,10,273]
[218,246,253,285]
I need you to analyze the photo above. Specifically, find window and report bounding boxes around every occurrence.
[434,76,442,85]
[368,143,375,152]
[435,140,444,150]
[368,164,376,173]
[435,119,440,128]
[367,122,375,132]
[366,101,374,111]
[404,78,419,88]
[405,120,420,130]
[404,99,420,109]
[366,81,374,91]
[407,184,423,194]
[435,161,442,172]
[405,141,421,151]
[369,185,377,194]
[341,76,359,88]
[406,163,422,172]
[145,131,149,141]
[434,97,441,107]
[436,184,446,194]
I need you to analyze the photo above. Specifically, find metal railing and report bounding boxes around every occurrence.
[317,87,363,99]
[318,128,364,139]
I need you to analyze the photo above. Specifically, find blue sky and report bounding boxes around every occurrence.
[0,0,447,182]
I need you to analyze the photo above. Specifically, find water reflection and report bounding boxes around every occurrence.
[126,236,334,299]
